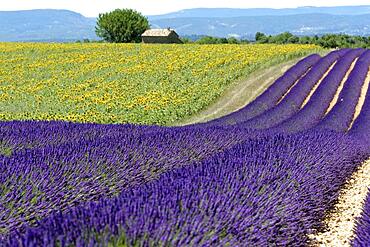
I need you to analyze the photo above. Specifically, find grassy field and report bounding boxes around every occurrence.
[0,43,320,125]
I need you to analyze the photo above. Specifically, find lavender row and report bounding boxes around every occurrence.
[272,48,365,134]
[5,131,366,246]
[349,64,370,149]
[231,49,347,130]
[0,123,262,235]
[202,53,321,126]
[0,121,160,155]
[314,50,370,132]
[352,189,370,247]
[0,51,350,153]
[0,49,369,245]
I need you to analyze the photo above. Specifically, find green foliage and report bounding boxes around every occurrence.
[180,37,192,44]
[255,32,267,42]
[240,39,250,44]
[270,32,294,44]
[193,36,250,45]
[196,36,225,44]
[95,9,149,43]
[227,37,239,44]
[0,146,12,157]
[288,36,300,44]
[255,32,370,48]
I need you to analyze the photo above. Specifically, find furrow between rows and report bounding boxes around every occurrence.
[326,58,359,115]
[300,61,337,109]
[202,54,321,126]
[237,50,343,130]
[276,66,311,105]
[314,50,370,132]
[348,67,370,130]
[269,49,363,134]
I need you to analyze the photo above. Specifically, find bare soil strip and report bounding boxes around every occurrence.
[173,58,306,126]
[325,58,359,115]
[309,68,370,246]
[301,61,337,108]
[275,67,312,105]
[348,68,370,130]
[309,159,370,247]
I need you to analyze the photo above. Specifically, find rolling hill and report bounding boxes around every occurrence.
[148,5,370,19]
[150,13,370,39]
[0,9,97,42]
[1,6,370,41]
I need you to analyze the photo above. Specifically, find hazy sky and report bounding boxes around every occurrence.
[1,0,370,17]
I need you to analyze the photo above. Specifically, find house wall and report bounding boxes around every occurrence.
[142,34,182,44]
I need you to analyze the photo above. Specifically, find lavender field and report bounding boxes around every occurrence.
[1,48,370,246]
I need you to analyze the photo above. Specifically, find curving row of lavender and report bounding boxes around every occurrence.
[272,48,364,133]
[1,48,370,246]
[201,53,321,126]
[349,56,370,148]
[351,49,370,246]
[230,49,347,130]
[6,133,366,246]
[315,50,370,132]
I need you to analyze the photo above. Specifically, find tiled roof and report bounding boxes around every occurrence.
[142,29,174,37]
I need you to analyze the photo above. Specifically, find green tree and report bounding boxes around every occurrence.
[271,32,294,44]
[240,39,250,44]
[299,36,312,44]
[96,9,149,43]
[255,32,266,41]
[196,36,220,44]
[220,38,229,44]
[227,37,240,44]
[252,32,370,48]
[288,35,299,44]
[255,32,269,43]
[181,37,193,44]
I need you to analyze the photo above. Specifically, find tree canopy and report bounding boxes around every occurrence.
[95,9,149,43]
[255,32,370,48]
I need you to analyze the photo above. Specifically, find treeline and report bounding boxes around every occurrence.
[181,36,250,44]
[181,32,370,48]
[78,32,370,49]
[255,32,370,48]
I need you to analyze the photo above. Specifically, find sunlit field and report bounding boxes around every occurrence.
[0,43,319,125]
[1,48,370,245]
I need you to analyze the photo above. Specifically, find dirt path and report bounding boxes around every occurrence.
[173,58,306,126]
[349,68,370,129]
[325,58,358,115]
[309,67,370,247]
[309,159,370,247]
[301,61,337,108]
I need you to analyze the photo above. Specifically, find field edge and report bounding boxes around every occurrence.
[172,49,327,126]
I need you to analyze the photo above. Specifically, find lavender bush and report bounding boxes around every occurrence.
[0,48,369,246]
[204,53,321,126]
[4,131,366,246]
[314,50,370,132]
[350,74,370,150]
[230,49,347,129]
[272,48,365,133]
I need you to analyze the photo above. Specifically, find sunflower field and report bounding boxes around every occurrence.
[0,43,319,125]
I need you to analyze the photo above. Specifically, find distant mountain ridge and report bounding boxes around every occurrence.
[148,5,370,19]
[0,9,97,42]
[1,6,370,42]
[150,13,370,39]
